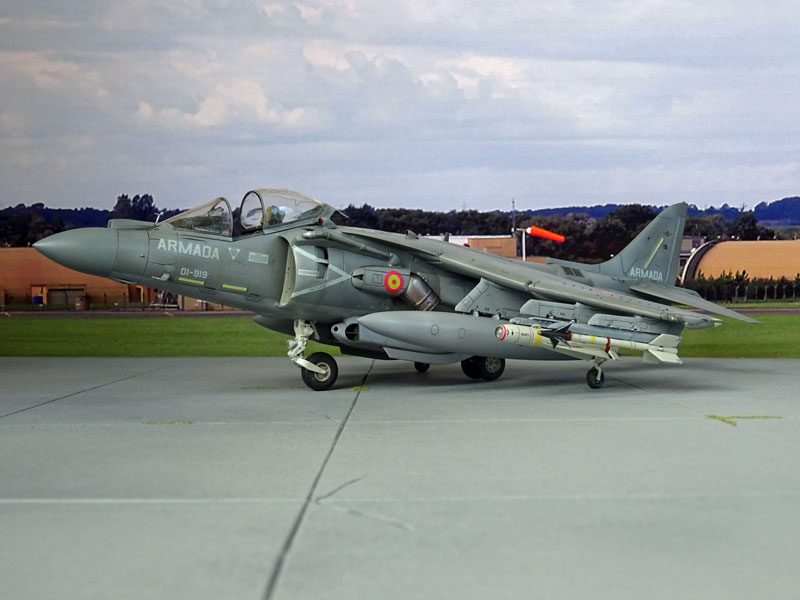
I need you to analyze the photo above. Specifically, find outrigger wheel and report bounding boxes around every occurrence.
[586,365,605,389]
[414,362,430,373]
[301,352,338,391]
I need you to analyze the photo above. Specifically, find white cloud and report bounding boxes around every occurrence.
[1,0,800,210]
[135,77,326,131]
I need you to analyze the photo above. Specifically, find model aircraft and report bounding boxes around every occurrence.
[34,188,757,391]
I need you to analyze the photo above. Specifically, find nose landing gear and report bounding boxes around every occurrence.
[289,319,339,391]
[300,352,339,391]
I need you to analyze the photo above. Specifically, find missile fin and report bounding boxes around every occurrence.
[650,333,682,348]
[644,348,682,365]
[538,321,571,348]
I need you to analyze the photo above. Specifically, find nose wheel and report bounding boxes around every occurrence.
[288,319,340,391]
[301,352,339,391]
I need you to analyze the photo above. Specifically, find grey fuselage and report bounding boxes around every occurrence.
[114,220,632,324]
[38,193,745,367]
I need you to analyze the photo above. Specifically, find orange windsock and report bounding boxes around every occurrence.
[527,225,565,243]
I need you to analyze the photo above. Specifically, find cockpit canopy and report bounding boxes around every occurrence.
[238,189,324,233]
[165,189,325,236]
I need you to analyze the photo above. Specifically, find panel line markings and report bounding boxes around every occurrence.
[0,368,160,420]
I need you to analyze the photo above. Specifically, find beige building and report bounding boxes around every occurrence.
[466,236,517,259]
[0,248,145,308]
[682,240,800,281]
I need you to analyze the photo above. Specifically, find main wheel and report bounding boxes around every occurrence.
[461,357,481,379]
[301,352,338,391]
[476,356,505,381]
[414,362,430,373]
[586,366,605,389]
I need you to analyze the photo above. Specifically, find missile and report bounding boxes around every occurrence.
[495,323,682,365]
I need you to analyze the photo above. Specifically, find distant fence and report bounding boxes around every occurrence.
[0,294,229,312]
[2,298,154,312]
[682,272,800,302]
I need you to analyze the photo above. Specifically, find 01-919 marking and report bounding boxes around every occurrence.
[180,267,208,279]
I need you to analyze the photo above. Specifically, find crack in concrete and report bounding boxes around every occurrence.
[317,501,415,532]
[313,475,416,533]
[262,360,374,600]
[315,476,366,503]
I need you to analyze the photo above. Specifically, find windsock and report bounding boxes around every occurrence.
[527,225,565,243]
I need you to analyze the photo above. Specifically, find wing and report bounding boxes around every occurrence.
[629,281,759,324]
[313,227,721,328]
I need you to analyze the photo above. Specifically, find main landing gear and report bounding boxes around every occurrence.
[289,319,339,391]
[461,356,506,381]
[414,357,505,382]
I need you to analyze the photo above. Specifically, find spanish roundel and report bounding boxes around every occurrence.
[384,270,404,294]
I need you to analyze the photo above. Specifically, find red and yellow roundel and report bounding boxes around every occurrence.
[384,270,404,294]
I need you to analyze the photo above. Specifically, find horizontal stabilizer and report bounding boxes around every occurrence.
[630,282,760,324]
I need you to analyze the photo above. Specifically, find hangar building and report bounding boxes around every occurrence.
[0,248,150,309]
[681,240,800,282]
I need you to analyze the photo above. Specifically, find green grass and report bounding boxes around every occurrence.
[0,316,339,357]
[680,313,800,358]
[0,314,798,358]
[717,301,800,309]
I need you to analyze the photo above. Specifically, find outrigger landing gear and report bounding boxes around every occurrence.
[289,319,339,391]
[586,359,606,389]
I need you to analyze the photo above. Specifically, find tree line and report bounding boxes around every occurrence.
[2,195,798,262]
[340,203,782,264]
[0,195,181,247]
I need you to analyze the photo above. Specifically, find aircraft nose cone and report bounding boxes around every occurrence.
[34,228,118,278]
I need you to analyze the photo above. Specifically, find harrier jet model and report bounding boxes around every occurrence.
[35,189,756,390]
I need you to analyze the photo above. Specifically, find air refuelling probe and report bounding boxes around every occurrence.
[34,189,757,390]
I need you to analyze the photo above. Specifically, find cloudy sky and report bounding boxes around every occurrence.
[1,1,799,212]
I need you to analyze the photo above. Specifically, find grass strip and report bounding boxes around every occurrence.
[0,316,338,357]
[0,313,797,358]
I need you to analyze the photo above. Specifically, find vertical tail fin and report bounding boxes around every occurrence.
[598,203,687,285]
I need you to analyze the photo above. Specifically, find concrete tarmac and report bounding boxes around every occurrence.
[2,357,799,599]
